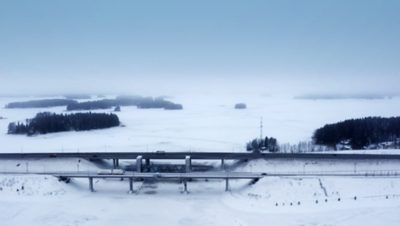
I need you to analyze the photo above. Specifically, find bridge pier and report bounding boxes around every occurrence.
[129,178,133,193]
[136,156,143,172]
[89,177,94,192]
[145,158,151,171]
[225,178,229,192]
[183,180,188,193]
[221,159,225,171]
[185,156,191,173]
[112,159,120,169]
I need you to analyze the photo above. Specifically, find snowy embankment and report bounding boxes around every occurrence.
[2,174,399,226]
[0,158,400,226]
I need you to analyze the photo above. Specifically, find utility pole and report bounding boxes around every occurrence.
[260,117,263,140]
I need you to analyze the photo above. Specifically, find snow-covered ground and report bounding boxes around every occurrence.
[1,94,400,226]
[1,94,400,153]
[2,176,400,226]
[1,158,400,226]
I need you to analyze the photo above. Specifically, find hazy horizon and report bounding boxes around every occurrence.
[1,0,399,96]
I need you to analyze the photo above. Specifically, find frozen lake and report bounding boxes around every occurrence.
[0,94,399,153]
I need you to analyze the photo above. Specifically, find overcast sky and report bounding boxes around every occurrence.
[0,0,399,96]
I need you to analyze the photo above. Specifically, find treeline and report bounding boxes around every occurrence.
[67,99,116,110]
[63,94,92,99]
[313,117,400,149]
[246,136,279,152]
[5,95,183,111]
[5,99,78,108]
[66,96,183,111]
[8,112,120,135]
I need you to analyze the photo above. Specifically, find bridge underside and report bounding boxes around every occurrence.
[52,171,262,193]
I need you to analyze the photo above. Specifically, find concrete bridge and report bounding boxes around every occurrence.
[1,151,400,169]
[1,151,400,193]
[1,151,400,160]
[52,170,400,193]
[52,171,263,193]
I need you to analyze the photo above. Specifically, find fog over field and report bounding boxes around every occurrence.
[1,75,400,100]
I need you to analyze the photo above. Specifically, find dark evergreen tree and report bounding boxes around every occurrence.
[8,122,16,134]
[268,137,279,152]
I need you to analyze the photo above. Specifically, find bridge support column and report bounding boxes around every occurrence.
[89,177,94,192]
[185,156,191,173]
[145,158,150,171]
[112,159,120,169]
[129,178,133,193]
[225,178,229,192]
[183,180,188,193]
[136,156,143,172]
[221,159,225,171]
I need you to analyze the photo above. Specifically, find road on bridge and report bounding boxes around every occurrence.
[0,151,400,160]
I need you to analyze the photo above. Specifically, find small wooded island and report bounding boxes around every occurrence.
[8,112,120,136]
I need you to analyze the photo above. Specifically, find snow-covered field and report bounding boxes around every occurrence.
[1,94,400,153]
[1,158,400,226]
[2,176,400,226]
[0,94,400,226]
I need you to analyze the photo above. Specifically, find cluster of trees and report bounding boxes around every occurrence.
[8,112,120,135]
[66,99,116,110]
[5,96,183,111]
[246,136,279,152]
[66,96,183,111]
[5,99,78,108]
[137,98,183,110]
[234,103,247,109]
[313,117,400,149]
[63,94,92,99]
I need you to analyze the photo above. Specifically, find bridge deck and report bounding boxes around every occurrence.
[0,152,400,160]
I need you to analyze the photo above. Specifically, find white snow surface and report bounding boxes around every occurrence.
[1,158,400,226]
[1,94,400,153]
[1,95,400,225]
